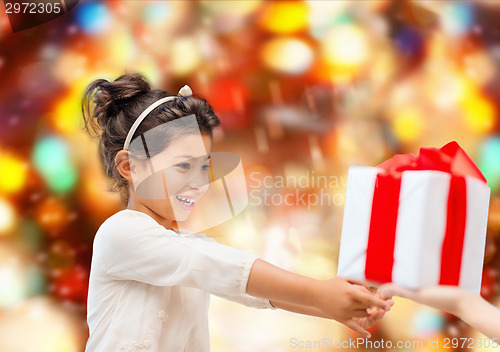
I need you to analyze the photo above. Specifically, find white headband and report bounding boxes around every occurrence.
[122,85,193,150]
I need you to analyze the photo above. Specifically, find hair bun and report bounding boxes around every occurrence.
[82,73,152,134]
[97,73,151,115]
[99,73,151,102]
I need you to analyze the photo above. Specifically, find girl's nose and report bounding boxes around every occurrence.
[188,169,210,189]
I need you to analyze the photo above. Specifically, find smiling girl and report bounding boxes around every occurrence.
[81,73,392,352]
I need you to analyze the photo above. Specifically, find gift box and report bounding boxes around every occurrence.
[337,142,491,293]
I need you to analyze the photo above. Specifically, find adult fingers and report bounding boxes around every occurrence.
[379,284,416,300]
[374,289,394,301]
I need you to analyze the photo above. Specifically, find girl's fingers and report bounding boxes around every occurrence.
[344,320,371,339]
[348,279,371,287]
[356,290,392,311]
[355,316,376,329]
[351,282,375,295]
[352,308,370,318]
[366,307,385,321]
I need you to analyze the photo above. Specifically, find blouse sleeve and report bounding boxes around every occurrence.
[198,235,277,310]
[95,213,275,307]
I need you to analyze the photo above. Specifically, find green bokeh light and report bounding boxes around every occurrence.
[32,136,78,194]
[478,136,500,193]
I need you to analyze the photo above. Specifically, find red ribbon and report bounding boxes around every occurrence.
[365,141,486,284]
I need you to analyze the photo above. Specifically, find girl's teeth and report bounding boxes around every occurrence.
[177,196,195,205]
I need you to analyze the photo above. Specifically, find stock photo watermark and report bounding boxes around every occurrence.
[248,170,374,210]
[289,336,499,350]
[4,0,79,32]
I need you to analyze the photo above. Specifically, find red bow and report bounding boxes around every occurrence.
[377,141,486,183]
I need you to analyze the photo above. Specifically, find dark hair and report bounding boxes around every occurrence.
[81,73,220,203]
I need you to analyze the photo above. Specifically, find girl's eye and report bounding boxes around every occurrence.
[177,163,190,170]
[201,164,210,171]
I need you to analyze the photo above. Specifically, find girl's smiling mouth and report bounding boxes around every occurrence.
[175,194,201,211]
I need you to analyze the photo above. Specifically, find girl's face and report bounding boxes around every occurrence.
[131,133,213,225]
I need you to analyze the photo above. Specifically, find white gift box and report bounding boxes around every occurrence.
[337,166,490,293]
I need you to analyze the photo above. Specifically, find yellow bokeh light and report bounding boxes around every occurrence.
[259,1,309,34]
[108,26,136,67]
[392,107,424,143]
[337,132,359,161]
[51,73,121,136]
[201,0,262,17]
[461,93,495,135]
[0,244,29,307]
[54,51,88,86]
[127,55,161,85]
[427,69,467,110]
[169,36,202,76]
[0,198,16,234]
[307,0,350,33]
[321,25,370,82]
[322,25,369,67]
[78,153,122,218]
[261,37,314,74]
[0,153,27,194]
[52,89,82,136]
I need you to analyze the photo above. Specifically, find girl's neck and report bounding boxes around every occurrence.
[126,199,176,232]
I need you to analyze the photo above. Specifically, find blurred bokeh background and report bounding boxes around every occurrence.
[0,0,500,351]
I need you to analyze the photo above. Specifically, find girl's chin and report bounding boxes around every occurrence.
[173,212,190,223]
[172,197,195,221]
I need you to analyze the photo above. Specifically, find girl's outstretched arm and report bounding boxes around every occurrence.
[380,284,500,341]
[246,259,392,337]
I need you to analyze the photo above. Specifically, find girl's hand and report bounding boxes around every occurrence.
[348,289,394,337]
[316,277,392,337]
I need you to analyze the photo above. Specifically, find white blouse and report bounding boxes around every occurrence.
[85,209,275,352]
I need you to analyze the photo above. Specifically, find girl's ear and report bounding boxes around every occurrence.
[115,150,133,181]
